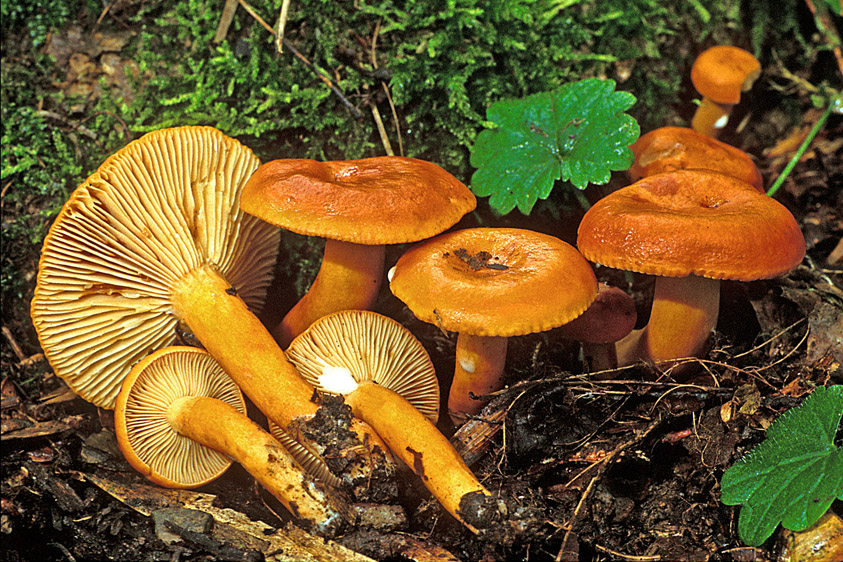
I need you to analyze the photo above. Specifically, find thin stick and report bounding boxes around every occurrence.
[2,326,27,362]
[594,544,661,561]
[213,0,239,43]
[371,104,394,155]
[382,83,404,156]
[275,0,291,53]
[238,0,363,119]
[554,418,661,561]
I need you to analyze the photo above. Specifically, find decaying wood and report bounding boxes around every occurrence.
[2,419,78,441]
[23,461,86,513]
[451,401,506,466]
[77,472,375,561]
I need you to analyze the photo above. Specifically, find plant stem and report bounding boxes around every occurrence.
[766,99,834,197]
[572,188,591,210]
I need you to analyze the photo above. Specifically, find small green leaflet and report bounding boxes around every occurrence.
[469,78,639,215]
[720,385,843,547]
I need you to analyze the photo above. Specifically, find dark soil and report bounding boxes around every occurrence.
[2,4,843,562]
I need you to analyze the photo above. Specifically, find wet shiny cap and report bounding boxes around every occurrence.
[241,156,476,245]
[691,46,761,105]
[577,170,805,281]
[390,228,598,337]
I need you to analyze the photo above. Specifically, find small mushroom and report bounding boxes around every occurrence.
[269,307,441,490]
[389,228,598,425]
[629,126,764,192]
[559,283,637,372]
[690,46,761,137]
[114,346,351,536]
[240,157,476,347]
[577,170,805,374]
[285,309,496,533]
[31,127,390,489]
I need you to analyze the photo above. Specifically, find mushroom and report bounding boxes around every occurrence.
[285,309,498,533]
[629,126,764,192]
[559,283,637,372]
[690,46,761,138]
[269,307,441,490]
[240,156,476,347]
[576,170,805,373]
[389,228,598,425]
[114,346,351,536]
[30,126,390,488]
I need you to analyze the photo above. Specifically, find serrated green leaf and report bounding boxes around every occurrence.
[469,78,639,215]
[721,385,843,547]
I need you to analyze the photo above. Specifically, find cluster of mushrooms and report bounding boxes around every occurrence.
[30,46,805,539]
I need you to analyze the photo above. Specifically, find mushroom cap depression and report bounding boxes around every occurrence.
[390,228,598,337]
[691,46,761,105]
[285,310,440,422]
[628,127,764,192]
[31,127,279,408]
[114,346,246,488]
[240,156,476,245]
[577,170,805,281]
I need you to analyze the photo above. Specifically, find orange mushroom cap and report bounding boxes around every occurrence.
[691,46,761,105]
[629,127,764,192]
[241,156,476,245]
[577,170,805,281]
[390,228,598,337]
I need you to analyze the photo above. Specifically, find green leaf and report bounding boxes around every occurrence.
[721,385,843,547]
[469,78,639,215]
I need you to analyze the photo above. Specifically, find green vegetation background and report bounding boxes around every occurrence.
[0,0,815,338]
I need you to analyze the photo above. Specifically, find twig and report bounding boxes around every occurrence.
[275,0,292,53]
[238,0,363,119]
[593,544,660,561]
[2,326,27,362]
[381,82,403,156]
[369,19,403,155]
[804,0,843,77]
[370,104,394,155]
[555,418,662,561]
[34,110,99,142]
[213,0,239,44]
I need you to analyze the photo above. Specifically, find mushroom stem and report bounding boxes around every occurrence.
[274,240,385,347]
[320,369,491,533]
[170,265,391,473]
[580,342,619,373]
[616,275,720,370]
[691,97,733,138]
[449,334,508,426]
[166,395,348,534]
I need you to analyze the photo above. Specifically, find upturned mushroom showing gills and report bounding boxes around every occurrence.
[389,228,598,425]
[690,46,761,138]
[285,310,498,534]
[30,126,390,488]
[240,156,476,348]
[628,127,764,192]
[577,169,806,374]
[269,306,441,489]
[114,346,349,536]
